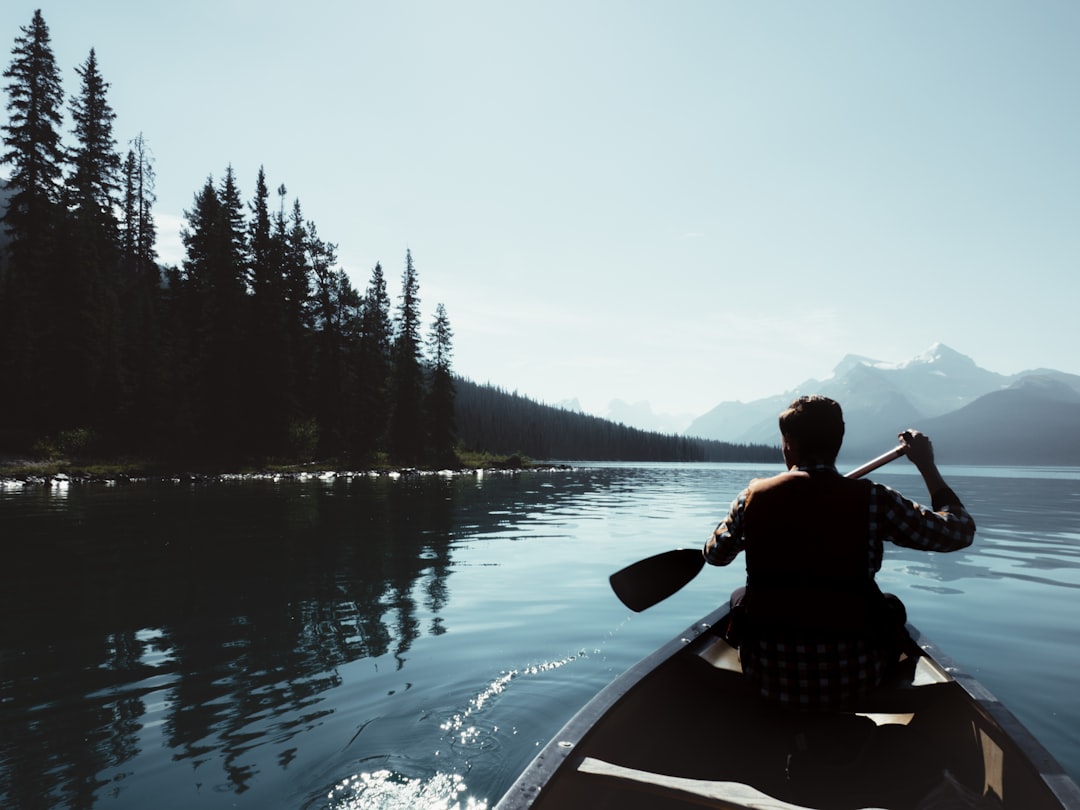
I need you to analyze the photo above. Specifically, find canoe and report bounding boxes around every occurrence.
[494,604,1080,809]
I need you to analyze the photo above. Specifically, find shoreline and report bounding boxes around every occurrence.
[0,456,572,488]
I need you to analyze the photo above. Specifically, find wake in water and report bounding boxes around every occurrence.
[439,652,583,746]
[326,770,486,810]
[324,652,586,809]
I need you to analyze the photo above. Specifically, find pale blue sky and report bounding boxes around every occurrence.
[3,2,1078,422]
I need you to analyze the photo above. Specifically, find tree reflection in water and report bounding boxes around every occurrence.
[0,470,540,808]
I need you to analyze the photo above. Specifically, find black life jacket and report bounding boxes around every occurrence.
[740,469,887,640]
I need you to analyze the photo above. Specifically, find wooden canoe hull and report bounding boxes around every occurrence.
[495,606,1080,809]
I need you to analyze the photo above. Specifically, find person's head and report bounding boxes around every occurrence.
[778,395,844,466]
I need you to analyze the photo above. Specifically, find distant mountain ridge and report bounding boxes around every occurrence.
[686,344,1080,465]
[454,378,777,462]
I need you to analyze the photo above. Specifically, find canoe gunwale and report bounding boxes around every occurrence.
[905,624,1080,808]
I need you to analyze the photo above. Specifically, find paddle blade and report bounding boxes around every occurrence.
[609,549,705,612]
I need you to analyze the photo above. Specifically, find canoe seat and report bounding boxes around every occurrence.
[578,755,1002,810]
[696,633,955,718]
[577,756,818,809]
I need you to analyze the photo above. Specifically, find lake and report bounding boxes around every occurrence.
[1,462,1078,808]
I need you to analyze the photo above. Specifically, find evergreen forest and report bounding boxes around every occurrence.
[0,10,775,469]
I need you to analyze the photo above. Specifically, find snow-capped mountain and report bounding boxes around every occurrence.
[686,344,1080,464]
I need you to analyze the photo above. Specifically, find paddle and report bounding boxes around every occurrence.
[609,442,909,612]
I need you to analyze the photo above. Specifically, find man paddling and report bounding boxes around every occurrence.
[704,395,975,710]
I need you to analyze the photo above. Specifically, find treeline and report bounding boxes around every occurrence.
[0,11,456,466]
[455,378,778,462]
[0,10,773,469]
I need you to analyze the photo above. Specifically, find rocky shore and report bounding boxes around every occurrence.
[0,462,574,490]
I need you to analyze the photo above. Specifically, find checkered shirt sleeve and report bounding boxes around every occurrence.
[871,483,975,553]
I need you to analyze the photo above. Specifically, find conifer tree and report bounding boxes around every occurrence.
[218,166,247,288]
[306,220,358,450]
[389,249,425,463]
[180,170,250,455]
[63,47,123,428]
[0,9,66,434]
[281,196,313,418]
[120,133,157,277]
[247,167,290,452]
[307,221,341,333]
[67,49,120,232]
[352,262,392,461]
[118,133,161,439]
[214,166,251,454]
[180,177,222,433]
[425,303,458,466]
[1,10,64,257]
[248,167,273,301]
[181,178,222,295]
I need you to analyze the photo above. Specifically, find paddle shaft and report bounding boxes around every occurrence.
[608,443,908,611]
[844,444,907,479]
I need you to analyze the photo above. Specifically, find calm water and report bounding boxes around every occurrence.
[1,463,1078,809]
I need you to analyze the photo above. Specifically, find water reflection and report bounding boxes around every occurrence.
[3,465,1079,808]
[871,470,1080,593]
[1,470,575,809]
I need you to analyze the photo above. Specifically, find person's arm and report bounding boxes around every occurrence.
[901,429,965,511]
[879,430,975,551]
[704,489,748,566]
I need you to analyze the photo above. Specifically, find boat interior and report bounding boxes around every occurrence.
[525,621,1074,809]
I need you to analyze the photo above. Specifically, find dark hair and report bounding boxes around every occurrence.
[778,395,844,461]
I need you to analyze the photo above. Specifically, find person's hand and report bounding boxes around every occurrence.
[899,429,935,470]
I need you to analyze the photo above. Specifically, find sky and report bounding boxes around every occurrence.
[3,2,1079,427]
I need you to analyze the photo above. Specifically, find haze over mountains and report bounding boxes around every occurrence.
[683,343,1080,465]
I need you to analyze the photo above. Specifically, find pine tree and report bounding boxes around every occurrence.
[118,133,160,442]
[181,177,222,296]
[307,221,340,334]
[0,9,66,436]
[1,10,65,257]
[352,262,392,461]
[389,249,425,463]
[248,167,273,301]
[306,219,355,451]
[247,167,290,453]
[180,170,250,456]
[281,196,313,421]
[67,49,120,232]
[180,177,222,443]
[218,166,247,291]
[425,303,458,466]
[120,134,157,276]
[214,166,250,455]
[62,47,123,430]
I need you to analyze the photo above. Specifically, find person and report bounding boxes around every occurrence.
[704,395,976,711]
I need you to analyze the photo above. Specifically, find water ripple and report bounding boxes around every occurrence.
[439,652,585,749]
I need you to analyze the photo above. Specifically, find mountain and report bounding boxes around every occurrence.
[923,375,1080,465]
[604,399,695,435]
[686,344,1080,464]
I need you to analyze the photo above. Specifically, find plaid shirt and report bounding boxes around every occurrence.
[705,464,976,709]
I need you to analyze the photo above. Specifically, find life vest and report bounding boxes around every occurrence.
[739,469,887,639]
